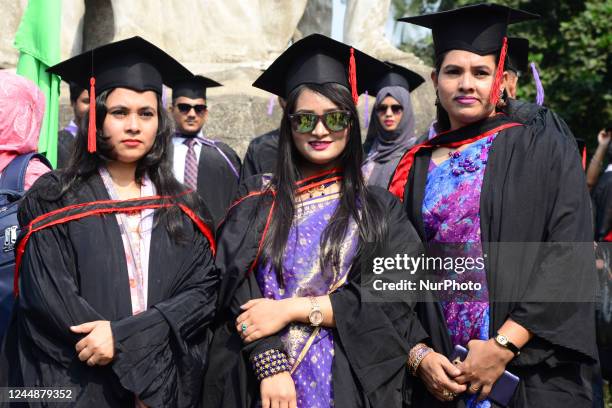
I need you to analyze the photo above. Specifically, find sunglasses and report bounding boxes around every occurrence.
[176,103,207,115]
[376,104,403,115]
[288,111,352,133]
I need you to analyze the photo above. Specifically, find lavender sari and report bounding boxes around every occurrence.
[256,191,359,408]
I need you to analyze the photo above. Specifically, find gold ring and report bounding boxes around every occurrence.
[442,390,456,400]
[469,384,481,393]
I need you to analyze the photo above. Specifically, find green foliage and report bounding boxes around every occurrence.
[398,0,612,146]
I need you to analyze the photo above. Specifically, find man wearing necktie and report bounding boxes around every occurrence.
[170,75,242,228]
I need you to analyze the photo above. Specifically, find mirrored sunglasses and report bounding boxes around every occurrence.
[288,110,352,133]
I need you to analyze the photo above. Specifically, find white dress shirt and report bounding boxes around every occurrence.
[172,133,203,184]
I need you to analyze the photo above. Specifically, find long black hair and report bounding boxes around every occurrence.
[434,51,502,133]
[262,82,388,285]
[45,88,206,242]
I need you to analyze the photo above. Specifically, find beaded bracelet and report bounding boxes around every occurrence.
[251,348,291,381]
[408,343,433,376]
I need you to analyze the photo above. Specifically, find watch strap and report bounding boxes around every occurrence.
[495,333,520,356]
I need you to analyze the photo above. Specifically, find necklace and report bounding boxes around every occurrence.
[303,180,340,199]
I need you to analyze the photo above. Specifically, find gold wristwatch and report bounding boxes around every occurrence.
[308,297,323,327]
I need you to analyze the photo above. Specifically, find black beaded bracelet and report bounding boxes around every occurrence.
[251,348,291,381]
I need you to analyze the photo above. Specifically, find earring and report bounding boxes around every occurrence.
[435,90,440,105]
[496,89,508,109]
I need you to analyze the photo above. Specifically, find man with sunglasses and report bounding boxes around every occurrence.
[170,75,241,227]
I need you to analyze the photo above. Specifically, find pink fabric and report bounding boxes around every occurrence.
[24,158,51,190]
[0,71,45,174]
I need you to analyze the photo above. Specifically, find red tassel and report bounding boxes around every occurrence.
[489,36,508,106]
[88,77,97,153]
[348,48,358,105]
[582,146,587,170]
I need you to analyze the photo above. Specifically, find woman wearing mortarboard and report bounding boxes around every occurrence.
[0,37,218,407]
[362,62,425,188]
[203,34,467,408]
[392,4,599,407]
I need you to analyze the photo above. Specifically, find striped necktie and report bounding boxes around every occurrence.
[183,138,198,190]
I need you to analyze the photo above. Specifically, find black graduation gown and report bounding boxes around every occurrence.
[504,98,586,159]
[57,129,75,169]
[194,140,241,228]
[0,172,218,407]
[240,130,279,181]
[203,174,429,408]
[390,114,600,407]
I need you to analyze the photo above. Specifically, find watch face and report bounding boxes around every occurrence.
[309,310,323,326]
[497,334,508,345]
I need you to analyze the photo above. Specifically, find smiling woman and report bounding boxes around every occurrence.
[203,34,464,408]
[1,37,218,407]
[289,87,351,172]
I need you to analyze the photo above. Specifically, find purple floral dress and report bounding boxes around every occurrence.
[422,135,497,408]
[256,191,359,408]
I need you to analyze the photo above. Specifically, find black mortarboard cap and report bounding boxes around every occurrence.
[399,3,539,106]
[398,4,539,58]
[47,36,192,152]
[506,37,529,74]
[252,34,390,105]
[171,75,222,100]
[366,61,425,95]
[48,36,192,95]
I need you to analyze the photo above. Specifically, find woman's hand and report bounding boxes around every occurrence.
[417,352,467,402]
[454,339,515,401]
[260,371,297,408]
[236,298,291,343]
[71,320,115,366]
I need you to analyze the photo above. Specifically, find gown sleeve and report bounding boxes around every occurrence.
[14,180,106,368]
[202,186,285,408]
[214,185,286,360]
[110,223,218,407]
[507,121,599,365]
[13,181,218,406]
[330,188,429,406]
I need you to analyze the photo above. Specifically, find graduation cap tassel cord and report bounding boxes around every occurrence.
[489,36,508,106]
[348,47,358,105]
[88,77,97,153]
[531,62,545,106]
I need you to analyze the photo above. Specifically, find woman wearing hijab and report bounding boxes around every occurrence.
[1,37,218,407]
[203,34,466,408]
[391,4,599,407]
[362,62,424,187]
[0,71,51,188]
